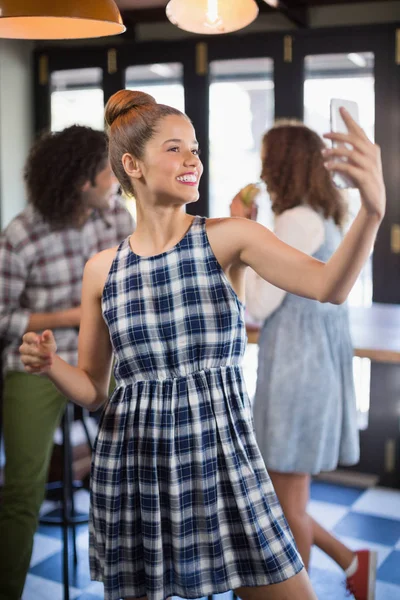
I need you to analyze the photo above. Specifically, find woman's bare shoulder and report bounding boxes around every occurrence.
[205,215,267,242]
[84,247,119,295]
[87,246,118,271]
[204,216,270,269]
[205,216,248,233]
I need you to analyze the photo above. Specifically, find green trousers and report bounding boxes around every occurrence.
[0,372,67,600]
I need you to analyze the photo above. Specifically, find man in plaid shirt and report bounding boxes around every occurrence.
[0,125,134,599]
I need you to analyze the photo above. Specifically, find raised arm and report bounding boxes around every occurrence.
[19,250,115,411]
[244,207,325,320]
[219,108,385,305]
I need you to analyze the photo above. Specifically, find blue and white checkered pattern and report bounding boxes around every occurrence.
[25,481,400,600]
[101,216,246,383]
[90,216,302,600]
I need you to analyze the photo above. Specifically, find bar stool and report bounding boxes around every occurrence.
[39,402,93,600]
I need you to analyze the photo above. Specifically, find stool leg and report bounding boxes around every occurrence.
[69,474,78,566]
[81,409,93,451]
[62,405,73,600]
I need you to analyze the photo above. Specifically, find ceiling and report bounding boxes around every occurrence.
[117,0,167,8]
[116,0,386,8]
[115,0,388,30]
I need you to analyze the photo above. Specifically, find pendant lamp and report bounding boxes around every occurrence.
[166,0,259,35]
[0,0,125,40]
[262,0,279,7]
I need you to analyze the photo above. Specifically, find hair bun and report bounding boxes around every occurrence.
[105,90,157,127]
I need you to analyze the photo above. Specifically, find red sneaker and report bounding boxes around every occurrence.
[346,550,378,600]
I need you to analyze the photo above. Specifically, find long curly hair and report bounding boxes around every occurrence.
[260,120,346,226]
[24,125,108,228]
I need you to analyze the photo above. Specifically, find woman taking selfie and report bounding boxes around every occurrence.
[20,92,384,600]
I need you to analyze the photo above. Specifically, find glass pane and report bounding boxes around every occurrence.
[51,68,104,131]
[353,357,371,430]
[209,58,274,219]
[304,52,374,426]
[125,63,184,111]
[304,52,374,309]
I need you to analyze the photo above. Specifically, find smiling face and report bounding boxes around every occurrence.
[125,114,203,206]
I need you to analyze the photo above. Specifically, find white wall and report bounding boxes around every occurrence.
[0,40,33,229]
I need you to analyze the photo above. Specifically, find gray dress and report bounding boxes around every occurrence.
[253,217,359,475]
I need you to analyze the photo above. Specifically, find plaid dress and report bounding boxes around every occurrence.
[90,216,303,600]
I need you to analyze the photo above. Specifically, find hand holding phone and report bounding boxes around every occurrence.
[329,98,359,189]
[323,104,385,221]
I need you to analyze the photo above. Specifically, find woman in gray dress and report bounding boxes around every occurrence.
[231,122,377,600]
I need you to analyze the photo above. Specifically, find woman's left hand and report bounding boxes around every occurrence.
[323,107,386,221]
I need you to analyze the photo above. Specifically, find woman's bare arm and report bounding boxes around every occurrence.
[20,249,116,411]
[27,307,81,332]
[233,207,380,305]
[211,108,385,305]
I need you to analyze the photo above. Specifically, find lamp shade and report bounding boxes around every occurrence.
[0,0,125,40]
[166,0,259,35]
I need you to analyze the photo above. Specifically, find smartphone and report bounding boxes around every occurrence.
[330,98,359,189]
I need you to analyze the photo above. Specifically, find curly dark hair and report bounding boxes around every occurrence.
[261,121,346,226]
[24,125,108,228]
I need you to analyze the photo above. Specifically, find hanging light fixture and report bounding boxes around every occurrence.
[0,0,125,40]
[166,0,259,35]
[262,0,280,7]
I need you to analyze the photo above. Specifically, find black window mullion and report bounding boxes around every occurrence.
[103,47,125,107]
[184,48,209,217]
[373,28,400,304]
[33,51,51,135]
[274,36,304,121]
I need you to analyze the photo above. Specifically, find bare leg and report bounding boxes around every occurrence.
[269,470,355,572]
[269,471,313,570]
[311,517,354,570]
[234,569,317,600]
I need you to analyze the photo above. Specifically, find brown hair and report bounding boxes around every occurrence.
[105,89,188,196]
[260,120,346,226]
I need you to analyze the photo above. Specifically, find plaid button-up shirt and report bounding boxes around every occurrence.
[0,196,134,373]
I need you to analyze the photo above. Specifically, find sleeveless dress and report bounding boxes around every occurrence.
[253,217,359,475]
[89,216,303,600]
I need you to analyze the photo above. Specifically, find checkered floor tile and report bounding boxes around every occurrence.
[21,482,400,599]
